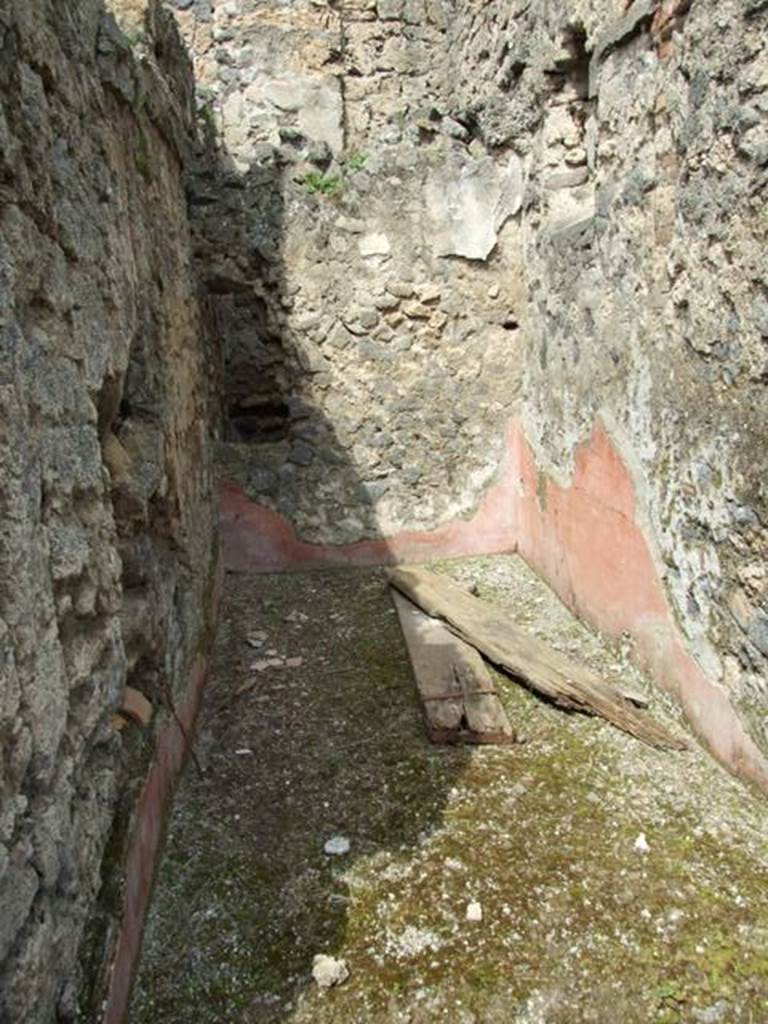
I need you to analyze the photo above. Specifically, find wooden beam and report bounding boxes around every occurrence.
[388,567,685,751]
[392,591,515,745]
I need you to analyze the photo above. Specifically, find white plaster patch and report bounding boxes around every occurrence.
[425,154,523,260]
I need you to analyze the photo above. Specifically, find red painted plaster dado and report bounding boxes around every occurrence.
[100,555,225,1024]
[221,418,768,793]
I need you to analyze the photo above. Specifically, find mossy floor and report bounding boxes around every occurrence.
[131,556,768,1024]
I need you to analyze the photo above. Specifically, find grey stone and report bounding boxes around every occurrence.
[357,308,380,329]
[362,480,389,500]
[295,340,330,373]
[589,0,655,97]
[327,324,355,350]
[308,141,332,167]
[748,616,768,658]
[249,469,279,494]
[442,116,469,141]
[377,0,404,19]
[546,167,590,190]
[386,281,414,299]
[357,341,392,361]
[47,521,91,581]
[42,427,103,493]
[738,125,768,165]
[692,1001,731,1024]
[752,294,768,336]
[288,443,315,466]
[0,864,39,962]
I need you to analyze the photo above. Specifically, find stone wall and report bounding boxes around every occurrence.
[446,0,768,774]
[173,0,529,543]
[172,0,767,787]
[0,1,219,1019]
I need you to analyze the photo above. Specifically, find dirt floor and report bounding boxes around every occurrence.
[131,556,768,1024]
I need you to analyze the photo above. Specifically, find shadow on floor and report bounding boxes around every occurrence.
[131,567,470,1022]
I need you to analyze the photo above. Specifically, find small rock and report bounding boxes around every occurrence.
[288,442,314,467]
[356,307,380,329]
[442,116,469,141]
[335,216,365,234]
[692,1000,730,1024]
[402,300,431,319]
[466,900,483,922]
[359,232,390,257]
[307,141,332,167]
[312,954,349,989]
[634,832,650,854]
[285,656,304,668]
[386,280,414,299]
[249,660,271,672]
[373,293,400,311]
[324,835,351,855]
[416,282,441,304]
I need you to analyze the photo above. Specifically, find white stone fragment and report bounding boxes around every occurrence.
[312,954,349,989]
[466,900,483,922]
[634,832,650,854]
[324,835,351,855]
[359,232,391,257]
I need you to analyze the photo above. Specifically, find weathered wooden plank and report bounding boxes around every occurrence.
[462,692,516,743]
[388,567,685,751]
[392,591,515,745]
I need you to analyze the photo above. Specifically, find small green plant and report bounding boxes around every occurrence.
[653,979,685,1022]
[343,151,368,171]
[198,101,216,134]
[124,26,146,47]
[296,171,342,197]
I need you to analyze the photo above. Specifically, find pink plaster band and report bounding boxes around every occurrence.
[220,418,768,793]
[100,555,225,1024]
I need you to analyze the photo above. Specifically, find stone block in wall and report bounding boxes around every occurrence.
[297,78,343,154]
[425,153,523,260]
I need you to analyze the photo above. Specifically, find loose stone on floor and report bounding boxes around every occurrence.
[132,556,768,1024]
